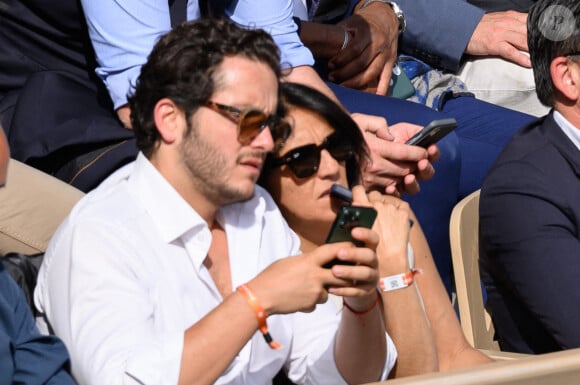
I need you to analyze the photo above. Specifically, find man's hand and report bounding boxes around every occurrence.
[352,113,438,196]
[249,238,379,316]
[466,11,531,68]
[329,1,399,94]
[117,105,133,129]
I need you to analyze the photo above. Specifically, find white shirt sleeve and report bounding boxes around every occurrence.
[80,0,172,109]
[225,0,315,68]
[37,218,183,385]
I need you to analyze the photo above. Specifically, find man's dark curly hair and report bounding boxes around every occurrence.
[128,18,281,156]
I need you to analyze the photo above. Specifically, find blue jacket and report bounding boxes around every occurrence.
[0,262,76,384]
[398,0,484,71]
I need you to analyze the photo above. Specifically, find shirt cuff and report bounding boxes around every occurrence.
[99,66,143,110]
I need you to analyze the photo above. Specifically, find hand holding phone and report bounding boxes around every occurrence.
[405,118,457,148]
[323,205,377,268]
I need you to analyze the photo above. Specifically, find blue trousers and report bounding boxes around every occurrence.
[329,83,535,293]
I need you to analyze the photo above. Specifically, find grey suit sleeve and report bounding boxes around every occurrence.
[398,0,484,71]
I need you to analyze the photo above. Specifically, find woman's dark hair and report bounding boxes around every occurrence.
[128,18,281,156]
[260,82,370,188]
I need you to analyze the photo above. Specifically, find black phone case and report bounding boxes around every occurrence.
[323,205,377,268]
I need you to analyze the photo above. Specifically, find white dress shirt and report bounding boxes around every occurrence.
[35,153,396,385]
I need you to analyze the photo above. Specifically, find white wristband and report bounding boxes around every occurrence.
[378,269,421,292]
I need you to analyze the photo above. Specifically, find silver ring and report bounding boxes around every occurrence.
[341,29,350,50]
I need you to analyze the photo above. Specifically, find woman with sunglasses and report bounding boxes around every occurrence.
[259,82,491,377]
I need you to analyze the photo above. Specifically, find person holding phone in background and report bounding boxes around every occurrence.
[259,82,492,378]
[34,19,396,384]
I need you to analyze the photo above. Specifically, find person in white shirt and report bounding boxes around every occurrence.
[34,19,396,385]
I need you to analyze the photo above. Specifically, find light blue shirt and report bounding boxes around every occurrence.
[80,0,315,109]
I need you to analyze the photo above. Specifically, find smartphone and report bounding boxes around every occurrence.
[405,118,457,148]
[388,62,415,99]
[330,184,352,204]
[323,205,377,268]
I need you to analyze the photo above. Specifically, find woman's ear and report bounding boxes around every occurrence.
[153,98,185,144]
[550,56,579,102]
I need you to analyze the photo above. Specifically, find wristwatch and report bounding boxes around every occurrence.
[358,0,406,34]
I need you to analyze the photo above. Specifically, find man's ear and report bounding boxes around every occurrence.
[550,56,579,102]
[153,98,185,144]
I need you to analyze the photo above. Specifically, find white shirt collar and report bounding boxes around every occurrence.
[128,153,207,244]
[553,110,580,151]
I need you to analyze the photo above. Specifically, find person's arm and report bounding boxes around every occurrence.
[228,0,315,70]
[297,2,400,95]
[404,206,492,370]
[465,11,530,68]
[298,21,347,59]
[325,185,396,384]
[398,0,484,71]
[0,266,76,385]
[80,0,173,111]
[365,193,439,377]
[330,1,400,94]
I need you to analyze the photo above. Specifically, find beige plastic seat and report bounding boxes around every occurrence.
[449,189,499,351]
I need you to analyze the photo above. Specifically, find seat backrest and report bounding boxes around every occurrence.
[449,189,499,351]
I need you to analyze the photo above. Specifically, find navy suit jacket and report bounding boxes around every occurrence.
[0,0,159,191]
[479,112,580,354]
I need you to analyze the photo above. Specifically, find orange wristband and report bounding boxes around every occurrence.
[237,284,281,350]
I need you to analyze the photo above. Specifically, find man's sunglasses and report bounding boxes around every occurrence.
[203,101,291,150]
[271,132,355,179]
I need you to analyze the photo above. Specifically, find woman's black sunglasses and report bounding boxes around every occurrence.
[203,101,291,150]
[271,132,354,179]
